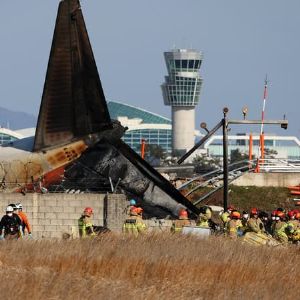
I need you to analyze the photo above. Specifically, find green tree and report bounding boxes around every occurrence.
[230,149,247,163]
[264,148,278,159]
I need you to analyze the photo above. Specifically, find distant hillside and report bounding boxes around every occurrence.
[0,107,37,130]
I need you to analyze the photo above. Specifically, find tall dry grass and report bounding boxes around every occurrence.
[0,234,299,300]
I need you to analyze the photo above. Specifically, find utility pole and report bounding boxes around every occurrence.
[258,76,268,168]
[222,108,229,211]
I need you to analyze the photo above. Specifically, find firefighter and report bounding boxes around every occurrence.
[8,203,22,223]
[247,208,265,234]
[123,206,147,236]
[16,203,32,237]
[171,209,192,233]
[196,206,212,228]
[0,205,23,240]
[78,207,96,238]
[270,210,278,235]
[286,210,300,243]
[293,212,300,242]
[124,199,137,216]
[273,211,288,244]
[240,211,249,235]
[259,211,272,235]
[226,210,242,238]
[220,205,235,230]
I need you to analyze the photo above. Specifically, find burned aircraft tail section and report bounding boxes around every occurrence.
[33,0,111,152]
[29,0,201,217]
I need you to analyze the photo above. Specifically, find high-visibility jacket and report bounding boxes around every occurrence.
[247,217,265,234]
[227,219,242,238]
[171,218,191,233]
[221,212,230,225]
[274,221,288,244]
[287,220,299,230]
[197,219,209,228]
[197,207,212,228]
[123,216,147,236]
[287,220,300,242]
[18,211,31,234]
[78,215,95,238]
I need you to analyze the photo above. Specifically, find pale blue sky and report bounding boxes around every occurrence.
[0,1,299,136]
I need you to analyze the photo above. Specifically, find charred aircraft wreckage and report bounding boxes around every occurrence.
[0,0,200,218]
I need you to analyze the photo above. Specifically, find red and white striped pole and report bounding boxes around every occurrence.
[260,75,268,136]
[258,76,268,170]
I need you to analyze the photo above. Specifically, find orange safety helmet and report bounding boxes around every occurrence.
[295,212,300,220]
[84,207,93,216]
[250,208,258,215]
[276,211,285,219]
[179,209,188,218]
[130,207,138,216]
[231,211,241,219]
[135,207,143,215]
[271,210,277,216]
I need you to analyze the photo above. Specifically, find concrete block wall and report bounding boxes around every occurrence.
[0,193,127,239]
[105,194,128,231]
[145,219,173,232]
[232,172,300,187]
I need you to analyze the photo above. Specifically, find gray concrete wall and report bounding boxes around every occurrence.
[0,193,127,239]
[232,172,300,187]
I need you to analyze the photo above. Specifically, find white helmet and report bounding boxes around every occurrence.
[16,203,22,210]
[6,206,14,213]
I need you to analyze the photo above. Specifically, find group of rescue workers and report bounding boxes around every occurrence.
[1,199,299,245]
[78,199,147,238]
[0,203,31,240]
[170,204,300,245]
[121,199,300,245]
[219,205,300,244]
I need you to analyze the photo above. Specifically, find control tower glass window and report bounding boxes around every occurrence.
[162,49,203,107]
[188,60,194,69]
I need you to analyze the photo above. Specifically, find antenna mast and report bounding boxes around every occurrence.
[257,75,268,169]
[260,75,268,135]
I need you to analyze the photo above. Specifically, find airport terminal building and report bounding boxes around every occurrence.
[1,102,300,160]
[108,101,173,154]
[0,127,24,144]
[204,134,300,160]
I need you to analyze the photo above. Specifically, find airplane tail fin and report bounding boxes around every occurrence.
[33,0,111,152]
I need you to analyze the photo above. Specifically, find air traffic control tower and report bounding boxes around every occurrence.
[162,49,203,154]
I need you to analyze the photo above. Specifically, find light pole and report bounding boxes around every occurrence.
[222,108,229,211]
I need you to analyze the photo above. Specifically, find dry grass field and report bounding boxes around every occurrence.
[0,234,299,300]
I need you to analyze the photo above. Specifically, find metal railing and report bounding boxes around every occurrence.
[257,159,300,172]
[178,158,300,205]
[178,159,255,192]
